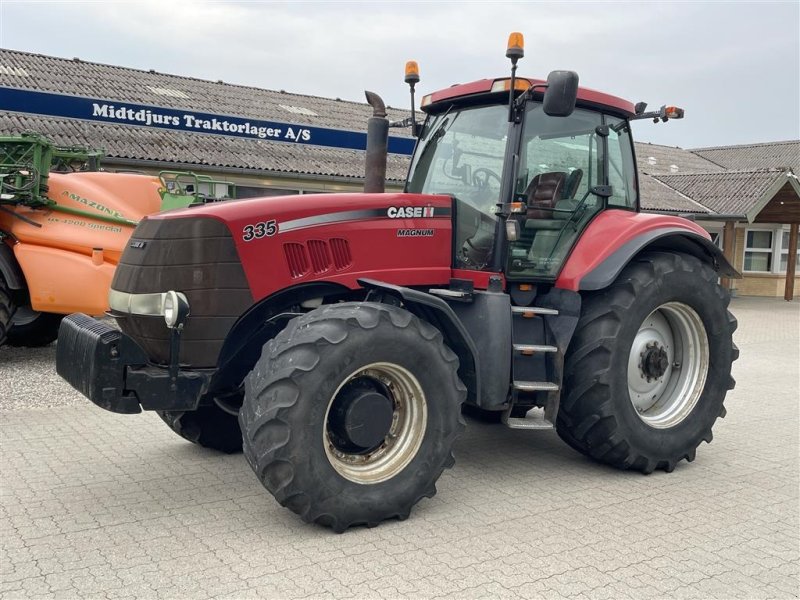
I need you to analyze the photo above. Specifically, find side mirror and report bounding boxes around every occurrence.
[543,70,579,117]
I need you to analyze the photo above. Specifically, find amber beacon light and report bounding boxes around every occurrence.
[506,32,524,60]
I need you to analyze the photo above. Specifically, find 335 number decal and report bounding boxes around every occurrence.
[242,220,277,241]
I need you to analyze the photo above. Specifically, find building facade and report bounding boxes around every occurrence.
[1,49,798,297]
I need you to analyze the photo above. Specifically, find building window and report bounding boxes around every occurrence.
[780,230,800,273]
[744,227,800,274]
[236,186,300,199]
[744,229,773,272]
[707,228,724,250]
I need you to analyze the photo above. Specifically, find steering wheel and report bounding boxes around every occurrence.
[471,167,502,189]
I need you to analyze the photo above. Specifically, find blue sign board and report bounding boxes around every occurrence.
[0,87,416,156]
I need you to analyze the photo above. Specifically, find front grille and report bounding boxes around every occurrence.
[112,216,252,367]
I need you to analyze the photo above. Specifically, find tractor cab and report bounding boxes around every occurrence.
[404,36,680,282]
[406,78,639,280]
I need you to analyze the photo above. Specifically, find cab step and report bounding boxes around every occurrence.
[503,407,553,430]
[513,380,559,392]
[513,344,557,354]
[511,306,559,317]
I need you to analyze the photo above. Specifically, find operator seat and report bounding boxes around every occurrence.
[562,168,583,199]
[524,172,567,218]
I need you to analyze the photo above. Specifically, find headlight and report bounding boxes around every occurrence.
[163,290,190,329]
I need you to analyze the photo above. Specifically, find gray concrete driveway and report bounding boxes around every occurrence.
[1,297,798,599]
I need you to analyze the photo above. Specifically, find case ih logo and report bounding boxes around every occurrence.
[387,206,435,219]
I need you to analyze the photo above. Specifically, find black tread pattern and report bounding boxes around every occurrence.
[556,252,738,474]
[240,302,466,532]
[156,405,243,453]
[0,276,13,347]
[6,311,63,347]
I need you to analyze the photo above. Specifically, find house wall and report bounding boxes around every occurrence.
[716,226,799,298]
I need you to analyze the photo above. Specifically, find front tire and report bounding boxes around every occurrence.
[240,302,466,532]
[6,307,63,347]
[556,252,738,474]
[156,404,243,453]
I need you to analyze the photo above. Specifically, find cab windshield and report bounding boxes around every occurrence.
[406,103,507,215]
[406,104,506,270]
[405,100,636,277]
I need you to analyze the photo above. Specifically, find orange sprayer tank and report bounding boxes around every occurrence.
[1,171,163,315]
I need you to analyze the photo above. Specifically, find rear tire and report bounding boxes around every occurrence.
[240,302,466,532]
[6,307,63,347]
[0,276,14,346]
[556,252,738,474]
[156,404,243,453]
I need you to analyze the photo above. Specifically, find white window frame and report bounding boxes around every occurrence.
[744,226,799,274]
[743,227,776,273]
[705,226,724,250]
[779,227,800,274]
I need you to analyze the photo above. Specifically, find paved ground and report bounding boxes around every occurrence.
[0,297,798,599]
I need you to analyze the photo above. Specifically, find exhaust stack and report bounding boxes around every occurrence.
[364,91,389,193]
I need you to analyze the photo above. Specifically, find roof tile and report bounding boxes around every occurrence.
[634,141,726,175]
[653,169,788,215]
[0,48,413,132]
[691,140,800,172]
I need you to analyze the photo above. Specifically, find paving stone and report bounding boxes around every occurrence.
[0,297,797,599]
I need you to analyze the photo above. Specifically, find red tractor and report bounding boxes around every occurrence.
[57,35,739,532]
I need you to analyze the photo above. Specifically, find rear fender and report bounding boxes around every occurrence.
[579,229,739,291]
[556,211,740,291]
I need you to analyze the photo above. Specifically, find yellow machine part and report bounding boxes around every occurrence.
[0,171,164,315]
[13,244,116,315]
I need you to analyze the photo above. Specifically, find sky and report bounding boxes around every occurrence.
[0,0,798,149]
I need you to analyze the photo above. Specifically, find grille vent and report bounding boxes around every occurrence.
[307,240,331,274]
[284,239,352,279]
[284,243,310,278]
[329,238,352,270]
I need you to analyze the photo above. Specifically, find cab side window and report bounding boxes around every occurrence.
[606,117,637,208]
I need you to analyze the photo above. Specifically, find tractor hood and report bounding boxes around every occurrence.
[147,191,455,298]
[113,191,455,367]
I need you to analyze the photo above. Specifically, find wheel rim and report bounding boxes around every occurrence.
[11,306,39,327]
[627,302,709,428]
[324,362,427,485]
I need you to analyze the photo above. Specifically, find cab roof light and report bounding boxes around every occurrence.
[420,94,432,107]
[490,78,531,93]
[662,105,685,119]
[404,60,420,85]
[629,103,686,124]
[506,32,524,60]
[404,61,421,137]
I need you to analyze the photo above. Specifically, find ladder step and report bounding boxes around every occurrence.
[513,380,559,392]
[513,344,558,354]
[511,306,559,316]
[504,408,553,430]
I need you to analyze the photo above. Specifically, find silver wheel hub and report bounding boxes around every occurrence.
[627,303,709,428]
[324,362,427,485]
